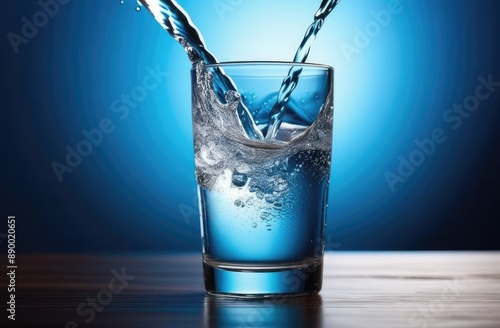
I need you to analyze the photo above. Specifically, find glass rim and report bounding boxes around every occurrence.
[205,61,333,70]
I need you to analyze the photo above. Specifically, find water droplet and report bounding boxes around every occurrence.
[252,222,258,228]
[135,6,141,11]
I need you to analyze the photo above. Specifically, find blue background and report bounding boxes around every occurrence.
[1,0,499,252]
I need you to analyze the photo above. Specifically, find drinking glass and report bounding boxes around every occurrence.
[191,61,333,296]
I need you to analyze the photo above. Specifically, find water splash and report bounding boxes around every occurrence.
[136,0,264,140]
[127,0,340,141]
[265,0,342,139]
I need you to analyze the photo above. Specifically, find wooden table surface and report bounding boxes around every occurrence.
[2,252,499,327]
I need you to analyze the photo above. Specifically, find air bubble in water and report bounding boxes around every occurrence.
[136,6,141,11]
[232,171,248,187]
[234,199,245,208]
[252,222,258,228]
[265,195,278,204]
[200,142,224,165]
[249,185,265,200]
[274,177,288,192]
[225,90,239,103]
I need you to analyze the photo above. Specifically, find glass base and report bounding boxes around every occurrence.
[202,256,323,297]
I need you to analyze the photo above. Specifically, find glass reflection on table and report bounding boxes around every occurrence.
[204,293,323,328]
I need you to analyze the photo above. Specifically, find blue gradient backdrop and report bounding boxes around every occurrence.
[1,0,499,252]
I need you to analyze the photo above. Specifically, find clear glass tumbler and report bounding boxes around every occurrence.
[191,61,333,296]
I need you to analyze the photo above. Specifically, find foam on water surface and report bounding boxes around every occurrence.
[192,61,333,194]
